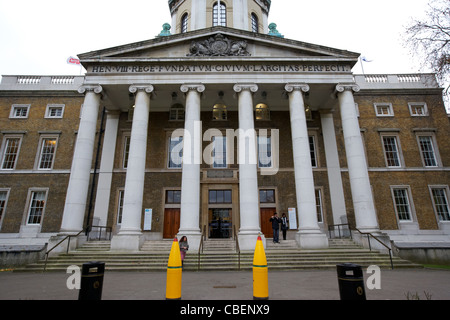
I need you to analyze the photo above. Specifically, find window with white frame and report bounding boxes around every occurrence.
[213,2,226,26]
[418,135,438,167]
[122,135,131,169]
[1,136,22,170]
[309,135,318,168]
[409,102,428,116]
[37,137,58,170]
[315,188,323,223]
[181,13,188,33]
[168,136,183,169]
[258,136,272,168]
[0,190,9,228]
[27,190,47,225]
[431,187,450,222]
[251,13,259,33]
[382,135,402,167]
[10,104,30,119]
[374,103,394,116]
[117,189,124,225]
[212,136,227,168]
[45,104,64,118]
[392,188,413,221]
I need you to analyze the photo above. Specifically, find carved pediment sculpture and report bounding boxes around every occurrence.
[187,34,251,57]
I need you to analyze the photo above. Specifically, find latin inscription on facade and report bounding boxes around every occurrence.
[90,64,351,74]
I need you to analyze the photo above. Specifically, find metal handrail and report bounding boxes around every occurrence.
[328,223,394,270]
[87,225,112,241]
[44,230,83,271]
[198,225,206,271]
[233,225,241,270]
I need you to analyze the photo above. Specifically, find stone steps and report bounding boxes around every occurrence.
[15,238,422,272]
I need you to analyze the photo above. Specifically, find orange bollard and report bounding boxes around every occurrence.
[165,237,182,300]
[253,235,269,300]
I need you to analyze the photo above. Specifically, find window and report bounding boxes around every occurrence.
[251,13,259,32]
[309,136,317,168]
[418,136,438,167]
[431,188,450,222]
[117,189,124,225]
[374,103,394,116]
[0,190,9,228]
[213,103,227,120]
[123,135,131,169]
[409,102,428,116]
[1,137,21,170]
[316,189,323,223]
[27,190,47,225]
[166,190,182,204]
[181,13,188,33]
[209,190,232,204]
[392,188,412,221]
[45,104,64,118]
[255,103,270,120]
[10,104,30,119]
[168,136,183,169]
[212,136,227,168]
[169,103,185,121]
[258,136,272,168]
[213,2,226,26]
[382,136,401,167]
[38,137,57,169]
[259,189,275,203]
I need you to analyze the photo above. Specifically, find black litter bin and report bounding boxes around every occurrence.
[336,263,366,300]
[78,261,105,300]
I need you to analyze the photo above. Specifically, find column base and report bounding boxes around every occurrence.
[238,231,266,251]
[110,233,143,252]
[295,231,329,249]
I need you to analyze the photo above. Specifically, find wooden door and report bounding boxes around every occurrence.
[260,208,277,238]
[163,208,180,239]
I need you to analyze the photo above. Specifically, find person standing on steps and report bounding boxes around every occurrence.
[179,236,189,268]
[270,212,281,244]
[281,213,289,241]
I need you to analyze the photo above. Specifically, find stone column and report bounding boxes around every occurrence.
[234,83,263,250]
[178,84,205,250]
[111,85,153,251]
[285,83,328,249]
[336,84,379,233]
[93,110,120,228]
[60,85,102,234]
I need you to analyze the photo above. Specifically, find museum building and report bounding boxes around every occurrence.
[0,0,449,259]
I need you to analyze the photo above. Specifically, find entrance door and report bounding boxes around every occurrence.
[163,208,180,239]
[260,208,277,238]
[209,208,232,238]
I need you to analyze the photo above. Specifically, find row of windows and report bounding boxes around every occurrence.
[372,102,429,117]
[9,104,65,119]
[180,3,260,33]
[1,184,448,230]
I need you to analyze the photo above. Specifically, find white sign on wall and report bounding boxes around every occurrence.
[288,208,297,230]
[144,209,152,231]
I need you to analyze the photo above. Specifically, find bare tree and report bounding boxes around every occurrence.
[404,0,450,107]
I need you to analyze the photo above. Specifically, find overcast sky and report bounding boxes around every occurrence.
[0,0,431,77]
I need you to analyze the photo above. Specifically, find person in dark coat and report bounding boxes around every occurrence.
[270,212,281,243]
[281,213,289,240]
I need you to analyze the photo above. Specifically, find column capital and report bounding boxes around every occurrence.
[284,83,310,93]
[335,83,360,94]
[78,84,103,95]
[233,83,258,93]
[180,84,205,93]
[129,84,154,94]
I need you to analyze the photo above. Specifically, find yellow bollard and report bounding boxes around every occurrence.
[165,237,182,300]
[253,235,269,300]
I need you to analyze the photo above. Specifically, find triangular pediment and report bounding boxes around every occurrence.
[78,27,359,64]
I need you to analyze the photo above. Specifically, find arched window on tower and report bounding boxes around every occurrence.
[251,13,259,33]
[181,13,188,33]
[213,2,226,27]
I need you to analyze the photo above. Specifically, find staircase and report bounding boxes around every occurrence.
[16,238,421,272]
